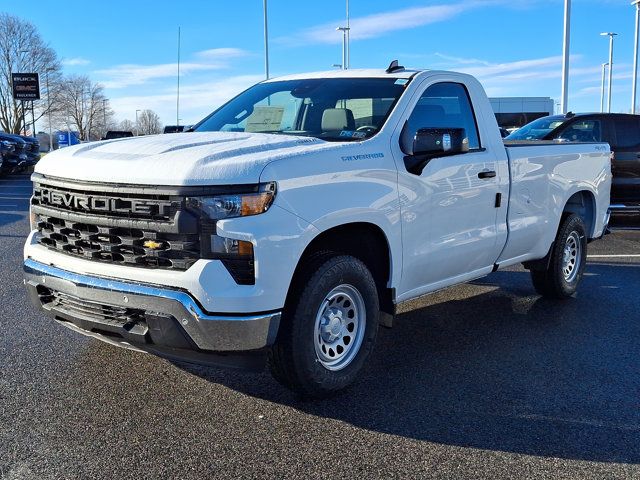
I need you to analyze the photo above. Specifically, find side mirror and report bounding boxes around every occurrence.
[404,127,469,175]
[413,127,469,157]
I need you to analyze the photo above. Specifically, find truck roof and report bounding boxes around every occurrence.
[265,68,424,82]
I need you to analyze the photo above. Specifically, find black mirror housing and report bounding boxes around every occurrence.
[413,128,469,157]
[403,127,469,175]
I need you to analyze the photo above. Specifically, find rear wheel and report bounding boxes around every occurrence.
[268,254,379,398]
[530,213,587,299]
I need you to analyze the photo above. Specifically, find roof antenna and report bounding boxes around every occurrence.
[386,59,404,73]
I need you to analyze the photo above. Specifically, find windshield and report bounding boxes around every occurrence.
[506,116,567,140]
[193,78,408,141]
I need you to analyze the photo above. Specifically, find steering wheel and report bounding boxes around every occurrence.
[356,125,377,134]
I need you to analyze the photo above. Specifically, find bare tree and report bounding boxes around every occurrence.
[0,13,62,134]
[119,119,135,132]
[52,75,111,141]
[136,109,163,135]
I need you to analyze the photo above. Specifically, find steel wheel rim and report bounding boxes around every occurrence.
[562,231,581,282]
[313,284,366,371]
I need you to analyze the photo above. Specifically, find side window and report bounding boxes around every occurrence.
[404,82,481,151]
[556,119,602,142]
[612,117,640,148]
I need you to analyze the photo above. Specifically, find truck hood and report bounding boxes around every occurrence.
[35,132,334,185]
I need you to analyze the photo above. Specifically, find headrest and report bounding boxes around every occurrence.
[322,108,355,131]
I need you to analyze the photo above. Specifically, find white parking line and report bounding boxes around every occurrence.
[588,254,640,258]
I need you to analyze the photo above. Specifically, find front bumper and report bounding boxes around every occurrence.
[24,258,281,362]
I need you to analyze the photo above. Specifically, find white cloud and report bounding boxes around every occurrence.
[62,57,90,66]
[95,48,249,89]
[279,1,489,45]
[108,74,264,126]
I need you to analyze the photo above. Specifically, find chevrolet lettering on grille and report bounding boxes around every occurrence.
[39,188,172,216]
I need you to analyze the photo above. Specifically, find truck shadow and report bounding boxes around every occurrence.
[180,263,640,464]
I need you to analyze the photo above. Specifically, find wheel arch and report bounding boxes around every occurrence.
[285,222,395,319]
[562,189,597,238]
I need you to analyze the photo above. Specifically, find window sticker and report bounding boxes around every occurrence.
[245,106,285,132]
[394,78,409,86]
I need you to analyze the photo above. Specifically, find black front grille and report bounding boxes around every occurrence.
[32,182,201,271]
[32,183,179,221]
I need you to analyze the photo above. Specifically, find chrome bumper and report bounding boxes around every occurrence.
[23,258,280,352]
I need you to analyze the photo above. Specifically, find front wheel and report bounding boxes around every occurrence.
[530,213,588,299]
[268,255,379,398]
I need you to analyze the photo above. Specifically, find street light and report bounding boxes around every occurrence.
[45,67,55,151]
[345,0,350,69]
[18,49,29,135]
[600,63,609,113]
[601,32,618,113]
[135,109,141,136]
[102,99,107,138]
[632,1,640,113]
[560,0,571,114]
[336,27,350,70]
[263,0,269,79]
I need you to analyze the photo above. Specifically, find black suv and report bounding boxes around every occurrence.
[0,132,28,175]
[19,135,40,166]
[507,113,640,227]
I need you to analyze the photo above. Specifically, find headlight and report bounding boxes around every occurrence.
[185,182,276,286]
[187,182,276,220]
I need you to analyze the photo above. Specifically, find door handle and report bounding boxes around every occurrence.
[478,170,496,179]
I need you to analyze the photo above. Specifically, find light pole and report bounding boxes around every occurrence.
[263,0,270,79]
[18,49,29,135]
[102,99,107,138]
[135,109,141,136]
[176,26,181,129]
[345,0,350,69]
[632,1,640,113]
[336,27,350,70]
[560,0,571,114]
[601,32,617,112]
[600,63,609,113]
[45,67,55,151]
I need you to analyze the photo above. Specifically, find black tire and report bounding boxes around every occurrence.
[530,213,587,299]
[268,254,380,398]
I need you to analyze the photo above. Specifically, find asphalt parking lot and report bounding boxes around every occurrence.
[1,173,639,479]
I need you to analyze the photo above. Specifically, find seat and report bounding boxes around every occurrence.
[321,108,355,132]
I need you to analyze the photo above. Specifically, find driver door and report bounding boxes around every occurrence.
[397,81,507,296]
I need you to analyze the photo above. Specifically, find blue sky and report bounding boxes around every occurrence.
[5,0,639,125]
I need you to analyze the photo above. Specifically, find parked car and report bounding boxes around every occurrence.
[102,131,134,140]
[25,66,611,397]
[0,139,12,176]
[18,135,41,167]
[507,113,640,227]
[163,125,185,133]
[0,132,28,174]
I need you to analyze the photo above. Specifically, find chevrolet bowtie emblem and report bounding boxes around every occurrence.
[143,240,163,250]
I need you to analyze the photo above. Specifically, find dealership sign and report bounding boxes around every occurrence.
[12,73,40,100]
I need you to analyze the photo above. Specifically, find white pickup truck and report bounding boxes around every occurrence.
[24,64,611,397]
